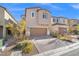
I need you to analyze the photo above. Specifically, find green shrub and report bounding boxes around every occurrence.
[50,32,59,38]
[0,39,3,47]
[73,30,79,35]
[12,43,22,51]
[59,35,67,40]
[12,40,33,54]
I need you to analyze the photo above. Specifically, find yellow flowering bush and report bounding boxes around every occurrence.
[58,35,68,41]
[22,42,33,54]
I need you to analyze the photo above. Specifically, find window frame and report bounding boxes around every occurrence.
[42,13,48,19]
[31,11,35,17]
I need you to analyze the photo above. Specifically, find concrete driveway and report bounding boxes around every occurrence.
[32,36,73,54]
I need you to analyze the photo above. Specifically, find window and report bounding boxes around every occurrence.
[43,13,48,19]
[53,17,58,23]
[57,18,59,23]
[59,18,64,24]
[31,12,35,17]
[53,18,55,22]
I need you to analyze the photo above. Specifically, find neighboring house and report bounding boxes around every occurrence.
[25,7,51,36]
[0,6,17,46]
[51,16,69,34]
[68,19,78,31]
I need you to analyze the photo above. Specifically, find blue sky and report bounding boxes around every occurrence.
[0,3,79,21]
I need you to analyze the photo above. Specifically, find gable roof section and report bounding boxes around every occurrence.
[0,6,17,24]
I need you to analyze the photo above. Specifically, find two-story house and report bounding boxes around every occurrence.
[25,7,51,36]
[51,16,69,34]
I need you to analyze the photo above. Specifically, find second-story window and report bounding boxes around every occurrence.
[57,18,59,23]
[53,18,58,23]
[31,12,35,17]
[43,13,48,19]
[59,18,64,24]
[53,18,55,22]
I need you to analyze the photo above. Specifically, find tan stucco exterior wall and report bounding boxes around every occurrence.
[26,8,39,27]
[37,10,51,25]
[0,7,4,26]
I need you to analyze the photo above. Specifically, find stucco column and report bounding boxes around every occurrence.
[47,29,50,35]
[26,27,30,36]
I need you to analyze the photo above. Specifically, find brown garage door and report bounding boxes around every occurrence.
[30,28,47,36]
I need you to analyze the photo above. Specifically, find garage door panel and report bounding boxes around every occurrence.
[30,28,47,36]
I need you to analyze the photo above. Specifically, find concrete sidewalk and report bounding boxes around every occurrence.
[61,48,79,56]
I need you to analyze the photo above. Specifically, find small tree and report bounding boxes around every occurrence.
[18,17,26,41]
[67,27,73,34]
[6,23,19,40]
